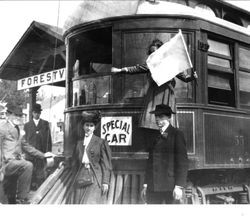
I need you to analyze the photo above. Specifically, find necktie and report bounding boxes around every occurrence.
[161,132,168,139]
[14,125,20,137]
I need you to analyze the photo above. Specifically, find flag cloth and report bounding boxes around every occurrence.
[146,30,193,86]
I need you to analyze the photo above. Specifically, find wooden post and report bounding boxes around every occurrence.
[28,87,39,121]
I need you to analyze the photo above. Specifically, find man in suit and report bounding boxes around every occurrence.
[141,104,188,204]
[0,103,51,204]
[24,103,53,188]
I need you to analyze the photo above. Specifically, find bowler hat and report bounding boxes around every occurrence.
[6,102,23,116]
[33,103,42,112]
[81,111,101,124]
[149,104,176,116]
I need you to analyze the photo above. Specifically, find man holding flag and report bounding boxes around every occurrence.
[111,30,198,129]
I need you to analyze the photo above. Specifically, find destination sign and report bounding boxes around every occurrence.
[17,68,65,90]
[101,116,132,146]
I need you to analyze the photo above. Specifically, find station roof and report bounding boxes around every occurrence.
[0,21,65,81]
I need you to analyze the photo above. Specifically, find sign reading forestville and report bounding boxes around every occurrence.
[17,68,66,90]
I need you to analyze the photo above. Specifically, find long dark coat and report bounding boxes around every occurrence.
[73,135,112,186]
[67,134,112,204]
[24,119,52,155]
[23,119,52,185]
[145,124,188,192]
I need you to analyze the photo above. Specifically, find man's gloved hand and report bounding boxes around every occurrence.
[173,185,183,200]
[44,152,56,168]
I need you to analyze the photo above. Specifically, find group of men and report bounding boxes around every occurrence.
[0,103,53,204]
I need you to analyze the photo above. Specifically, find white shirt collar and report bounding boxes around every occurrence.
[83,133,93,147]
[160,122,169,134]
[33,118,40,126]
[82,134,93,164]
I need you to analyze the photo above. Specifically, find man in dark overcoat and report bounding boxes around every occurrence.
[24,103,52,188]
[141,104,188,204]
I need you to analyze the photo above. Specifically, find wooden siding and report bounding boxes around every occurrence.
[31,159,146,204]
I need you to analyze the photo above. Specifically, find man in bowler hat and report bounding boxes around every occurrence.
[141,104,188,204]
[24,103,53,188]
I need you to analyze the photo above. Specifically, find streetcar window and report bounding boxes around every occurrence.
[122,32,193,101]
[72,27,112,77]
[207,39,231,56]
[239,47,250,70]
[239,47,250,107]
[207,39,235,107]
[69,27,112,106]
[208,72,232,90]
[122,32,155,99]
[72,76,110,106]
[208,56,231,68]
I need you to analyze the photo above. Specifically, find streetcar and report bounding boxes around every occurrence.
[3,0,250,204]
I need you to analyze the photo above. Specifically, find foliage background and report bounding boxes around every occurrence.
[0,79,29,108]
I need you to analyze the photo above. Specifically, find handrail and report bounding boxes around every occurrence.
[30,162,65,204]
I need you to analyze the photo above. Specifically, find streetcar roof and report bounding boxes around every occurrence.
[63,1,250,36]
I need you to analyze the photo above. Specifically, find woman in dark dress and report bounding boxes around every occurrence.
[111,39,197,129]
[67,111,112,204]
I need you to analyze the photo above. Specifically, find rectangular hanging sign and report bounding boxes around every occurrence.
[101,116,132,146]
[17,68,66,90]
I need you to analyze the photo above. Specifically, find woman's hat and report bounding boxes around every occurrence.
[149,104,176,116]
[81,111,101,124]
[32,103,42,112]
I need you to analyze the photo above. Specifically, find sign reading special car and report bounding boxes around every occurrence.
[101,116,132,146]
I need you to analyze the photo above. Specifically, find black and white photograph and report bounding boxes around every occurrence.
[0,0,250,214]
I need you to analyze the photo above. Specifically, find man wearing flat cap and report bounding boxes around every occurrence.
[141,104,188,204]
[0,102,50,204]
[24,103,53,188]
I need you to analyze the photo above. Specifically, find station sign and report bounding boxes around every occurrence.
[101,116,132,146]
[17,68,65,90]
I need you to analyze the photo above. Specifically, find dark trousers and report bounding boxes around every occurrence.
[29,159,47,189]
[146,191,174,204]
[4,159,33,199]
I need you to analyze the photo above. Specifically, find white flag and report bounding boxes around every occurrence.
[146,30,193,86]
